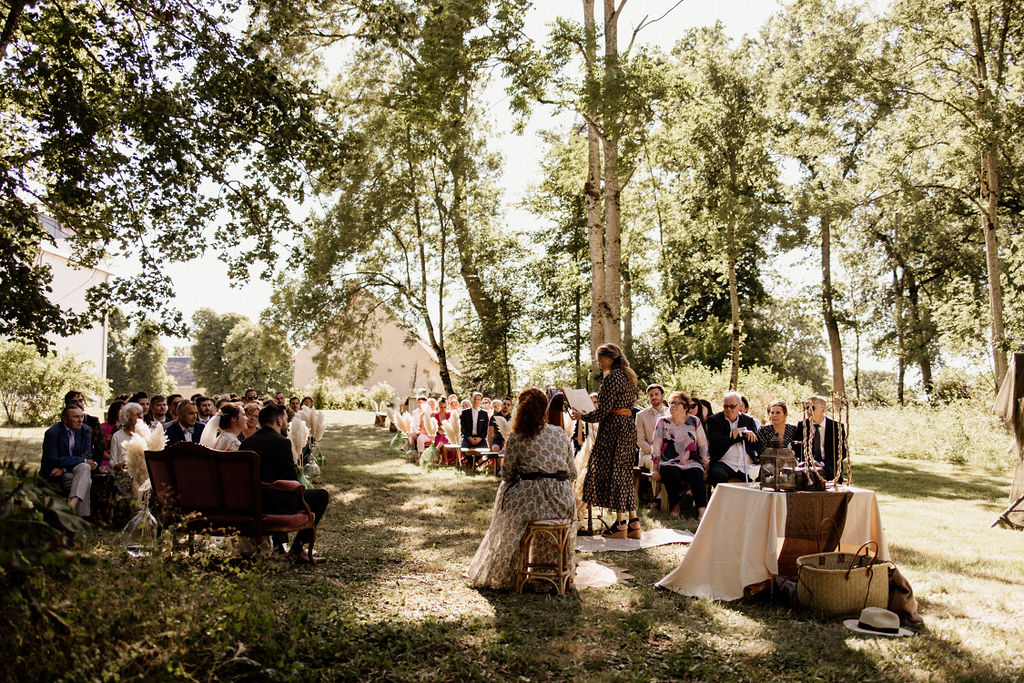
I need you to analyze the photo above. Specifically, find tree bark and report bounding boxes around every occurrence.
[893,268,905,406]
[970,6,1008,391]
[622,264,633,359]
[821,212,845,396]
[582,0,605,363]
[905,273,933,398]
[601,0,622,347]
[726,217,740,392]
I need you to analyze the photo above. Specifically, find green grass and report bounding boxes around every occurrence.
[3,408,1023,681]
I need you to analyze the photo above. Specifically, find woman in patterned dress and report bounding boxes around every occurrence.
[468,388,577,590]
[573,343,640,539]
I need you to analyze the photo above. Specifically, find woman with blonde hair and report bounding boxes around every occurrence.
[468,387,576,590]
[571,343,641,538]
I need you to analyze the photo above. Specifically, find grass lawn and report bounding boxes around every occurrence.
[3,408,1023,681]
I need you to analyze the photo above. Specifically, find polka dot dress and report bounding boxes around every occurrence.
[581,368,638,512]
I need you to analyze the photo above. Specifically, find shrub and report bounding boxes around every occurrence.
[366,382,396,412]
[302,378,371,410]
[0,340,109,426]
[660,364,817,419]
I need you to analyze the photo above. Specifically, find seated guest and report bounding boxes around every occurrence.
[794,395,848,482]
[100,400,124,464]
[146,394,168,428]
[288,396,300,413]
[636,383,670,470]
[460,398,471,410]
[706,391,763,486]
[109,401,149,470]
[651,392,710,519]
[460,392,489,448]
[481,397,492,417]
[241,402,260,439]
[64,390,103,464]
[212,403,245,451]
[244,388,258,402]
[416,398,439,454]
[488,397,512,453]
[196,396,216,424]
[165,401,204,445]
[240,404,329,562]
[41,406,95,515]
[740,395,762,429]
[165,394,183,424]
[273,391,286,406]
[758,400,797,450]
[300,396,314,408]
[468,387,576,590]
[129,392,150,418]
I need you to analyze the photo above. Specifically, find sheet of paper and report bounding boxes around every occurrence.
[562,387,595,414]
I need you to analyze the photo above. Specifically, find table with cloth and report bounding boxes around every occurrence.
[656,482,889,601]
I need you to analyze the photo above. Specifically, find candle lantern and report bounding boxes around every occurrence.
[760,445,798,492]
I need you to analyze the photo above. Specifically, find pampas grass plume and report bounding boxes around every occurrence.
[426,416,438,438]
[289,417,309,466]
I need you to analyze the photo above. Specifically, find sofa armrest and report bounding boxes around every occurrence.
[262,479,305,492]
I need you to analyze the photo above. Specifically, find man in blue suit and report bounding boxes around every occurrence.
[460,392,489,448]
[165,401,205,445]
[41,406,96,515]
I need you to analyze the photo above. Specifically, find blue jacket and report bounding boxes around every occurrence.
[41,422,93,475]
[165,420,205,446]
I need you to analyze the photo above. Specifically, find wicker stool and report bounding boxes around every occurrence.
[514,519,574,595]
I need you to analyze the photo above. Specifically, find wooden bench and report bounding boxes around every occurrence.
[144,442,316,554]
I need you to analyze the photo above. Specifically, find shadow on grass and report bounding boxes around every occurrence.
[855,460,1007,501]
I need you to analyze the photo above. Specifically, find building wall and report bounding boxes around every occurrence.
[37,216,111,388]
[293,312,455,399]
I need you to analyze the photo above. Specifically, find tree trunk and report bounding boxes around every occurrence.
[853,323,861,403]
[969,7,1008,391]
[622,264,633,359]
[601,0,622,347]
[821,212,845,396]
[905,273,933,399]
[726,218,740,392]
[574,281,583,387]
[582,0,605,363]
[893,268,905,406]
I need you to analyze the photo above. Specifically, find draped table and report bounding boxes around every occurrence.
[656,482,889,601]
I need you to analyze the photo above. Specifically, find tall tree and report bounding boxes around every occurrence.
[190,309,248,394]
[0,0,330,349]
[125,319,175,396]
[222,319,293,395]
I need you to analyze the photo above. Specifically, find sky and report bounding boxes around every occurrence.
[153,0,861,373]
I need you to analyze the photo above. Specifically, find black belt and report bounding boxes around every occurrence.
[519,471,569,481]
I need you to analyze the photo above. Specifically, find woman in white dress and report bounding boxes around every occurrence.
[109,402,144,469]
[201,403,245,451]
[468,388,577,591]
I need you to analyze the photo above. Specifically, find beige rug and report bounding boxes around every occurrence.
[575,527,694,553]
[573,560,634,589]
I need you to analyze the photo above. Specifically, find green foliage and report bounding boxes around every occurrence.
[663,364,818,421]
[301,379,370,410]
[125,320,176,397]
[366,382,396,412]
[0,460,90,635]
[190,309,247,394]
[105,307,131,397]
[222,320,293,397]
[0,340,108,426]
[1,0,332,347]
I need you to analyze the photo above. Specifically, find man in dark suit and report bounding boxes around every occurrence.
[706,391,764,486]
[165,401,205,445]
[64,390,103,463]
[41,406,96,515]
[460,392,489,448]
[240,404,329,563]
[794,396,848,482]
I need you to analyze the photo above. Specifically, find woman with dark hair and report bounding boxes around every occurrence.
[301,396,314,409]
[652,391,710,519]
[212,403,246,451]
[547,392,568,430]
[468,387,577,590]
[100,400,124,466]
[572,343,641,539]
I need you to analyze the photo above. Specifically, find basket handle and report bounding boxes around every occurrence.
[815,517,839,553]
[844,540,878,580]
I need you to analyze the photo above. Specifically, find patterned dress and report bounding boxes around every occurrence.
[468,424,577,590]
[581,368,639,512]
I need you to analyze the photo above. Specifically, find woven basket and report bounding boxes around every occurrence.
[796,541,889,616]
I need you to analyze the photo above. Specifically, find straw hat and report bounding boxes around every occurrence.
[843,607,914,637]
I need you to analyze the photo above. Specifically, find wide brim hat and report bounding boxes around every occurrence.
[843,607,914,637]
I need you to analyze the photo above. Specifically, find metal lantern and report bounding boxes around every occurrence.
[760,445,798,491]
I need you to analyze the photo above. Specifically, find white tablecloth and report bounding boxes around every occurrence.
[656,483,889,601]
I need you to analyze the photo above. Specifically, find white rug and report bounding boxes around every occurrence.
[575,527,694,553]
[573,560,634,589]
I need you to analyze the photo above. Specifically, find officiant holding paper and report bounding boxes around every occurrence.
[569,343,641,539]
